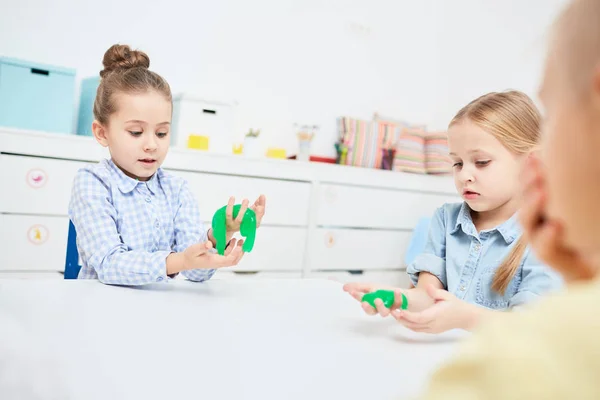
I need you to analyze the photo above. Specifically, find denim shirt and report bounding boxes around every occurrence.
[407,202,563,309]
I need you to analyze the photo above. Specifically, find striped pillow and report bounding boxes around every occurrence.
[393,127,427,174]
[337,117,400,169]
[425,132,452,174]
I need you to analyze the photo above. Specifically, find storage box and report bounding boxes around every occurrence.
[171,94,235,154]
[0,57,76,133]
[76,76,100,136]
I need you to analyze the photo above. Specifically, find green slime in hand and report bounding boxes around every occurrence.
[211,204,257,255]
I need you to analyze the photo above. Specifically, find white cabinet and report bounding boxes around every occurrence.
[0,128,456,282]
[308,228,413,271]
[0,214,69,272]
[315,184,458,229]
[174,170,311,227]
[0,155,87,215]
[230,227,306,272]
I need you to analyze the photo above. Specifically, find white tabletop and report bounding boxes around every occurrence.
[0,278,466,400]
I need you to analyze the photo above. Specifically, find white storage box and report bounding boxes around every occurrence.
[171,94,235,154]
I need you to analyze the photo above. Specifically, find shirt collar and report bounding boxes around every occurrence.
[107,159,160,195]
[451,202,519,244]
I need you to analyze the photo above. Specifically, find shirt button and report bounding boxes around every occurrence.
[460,285,466,291]
[474,243,481,251]
[155,222,160,228]
[145,197,151,203]
[157,276,164,282]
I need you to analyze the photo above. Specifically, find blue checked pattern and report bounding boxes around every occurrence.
[68,159,215,285]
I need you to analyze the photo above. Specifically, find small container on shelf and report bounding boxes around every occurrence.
[295,124,317,162]
[0,57,76,134]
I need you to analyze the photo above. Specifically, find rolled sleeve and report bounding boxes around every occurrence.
[509,250,564,308]
[406,206,448,288]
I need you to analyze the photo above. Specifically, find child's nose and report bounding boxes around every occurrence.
[144,136,158,151]
[459,167,474,183]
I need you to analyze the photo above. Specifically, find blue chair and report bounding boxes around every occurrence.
[404,217,431,267]
[64,221,81,279]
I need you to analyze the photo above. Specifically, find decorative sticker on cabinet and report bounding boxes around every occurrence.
[27,225,49,245]
[26,168,48,189]
[325,232,335,248]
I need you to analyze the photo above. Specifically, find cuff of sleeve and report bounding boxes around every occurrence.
[150,250,172,283]
[406,253,447,288]
[180,269,217,282]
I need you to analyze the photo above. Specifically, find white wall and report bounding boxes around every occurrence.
[0,0,568,157]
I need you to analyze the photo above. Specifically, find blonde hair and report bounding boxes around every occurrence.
[450,91,541,294]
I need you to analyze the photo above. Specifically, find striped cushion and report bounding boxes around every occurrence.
[337,117,400,169]
[394,127,427,174]
[425,132,452,174]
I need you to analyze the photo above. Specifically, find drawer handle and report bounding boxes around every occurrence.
[27,225,50,245]
[347,270,364,275]
[233,271,259,275]
[31,68,50,76]
[203,109,217,115]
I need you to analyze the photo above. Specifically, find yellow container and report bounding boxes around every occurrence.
[187,135,210,150]
[232,143,243,155]
[266,148,287,159]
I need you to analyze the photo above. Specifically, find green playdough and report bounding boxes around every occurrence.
[211,204,257,255]
[362,290,408,310]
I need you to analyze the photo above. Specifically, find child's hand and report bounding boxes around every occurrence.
[250,195,266,227]
[183,239,245,270]
[224,195,266,235]
[521,157,596,282]
[343,283,405,317]
[391,285,471,333]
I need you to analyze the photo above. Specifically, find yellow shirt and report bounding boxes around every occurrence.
[421,280,600,400]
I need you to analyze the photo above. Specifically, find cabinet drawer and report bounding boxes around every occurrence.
[230,227,306,272]
[309,228,412,271]
[173,170,311,227]
[316,184,458,229]
[0,214,69,272]
[0,154,88,215]
[307,270,411,288]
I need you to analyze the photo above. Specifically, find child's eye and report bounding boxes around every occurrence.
[452,162,463,168]
[156,132,169,138]
[475,160,491,166]
[128,131,143,137]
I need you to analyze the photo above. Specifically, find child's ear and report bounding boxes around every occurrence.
[92,120,109,147]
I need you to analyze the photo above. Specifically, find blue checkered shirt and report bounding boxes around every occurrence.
[68,159,215,285]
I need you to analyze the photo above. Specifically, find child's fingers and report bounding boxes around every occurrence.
[395,309,432,325]
[188,241,211,256]
[392,289,405,309]
[224,239,238,256]
[374,299,390,317]
[235,199,249,223]
[349,291,365,302]
[225,197,235,220]
[343,282,371,293]
[399,320,431,333]
[361,302,377,316]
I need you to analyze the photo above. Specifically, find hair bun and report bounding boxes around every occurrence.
[100,44,150,78]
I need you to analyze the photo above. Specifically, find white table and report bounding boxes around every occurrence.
[0,278,466,399]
